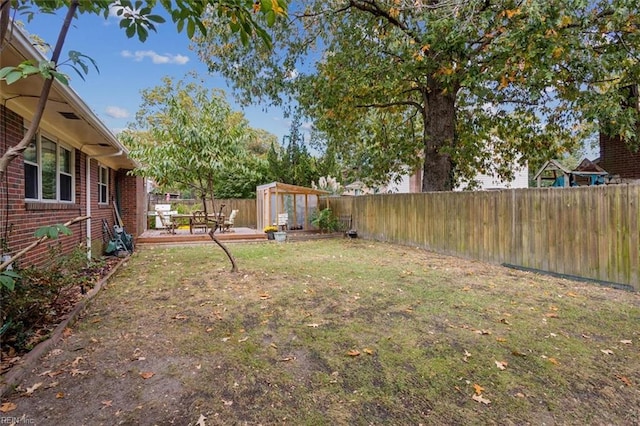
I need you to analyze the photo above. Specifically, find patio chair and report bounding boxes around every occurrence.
[222,209,238,232]
[277,213,288,231]
[156,211,177,234]
[190,210,209,234]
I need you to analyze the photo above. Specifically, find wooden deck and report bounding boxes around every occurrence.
[136,227,333,246]
[136,227,267,245]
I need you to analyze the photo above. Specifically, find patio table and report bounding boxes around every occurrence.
[170,213,225,233]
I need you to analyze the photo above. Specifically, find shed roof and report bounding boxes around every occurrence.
[256,182,329,196]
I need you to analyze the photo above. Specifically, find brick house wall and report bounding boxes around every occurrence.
[1,105,142,269]
[599,133,640,180]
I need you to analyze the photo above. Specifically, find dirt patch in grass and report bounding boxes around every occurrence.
[2,239,639,425]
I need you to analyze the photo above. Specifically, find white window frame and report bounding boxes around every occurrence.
[23,129,75,203]
[98,165,109,205]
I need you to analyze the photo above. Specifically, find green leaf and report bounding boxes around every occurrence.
[2,270,20,278]
[266,10,275,27]
[137,25,149,42]
[22,64,40,75]
[146,14,166,24]
[5,70,24,84]
[126,24,136,38]
[51,71,70,85]
[187,20,195,38]
[0,66,16,79]
[0,274,15,291]
[261,0,273,12]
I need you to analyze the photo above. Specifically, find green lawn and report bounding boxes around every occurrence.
[4,239,640,425]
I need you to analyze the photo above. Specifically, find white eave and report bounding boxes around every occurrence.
[0,23,137,170]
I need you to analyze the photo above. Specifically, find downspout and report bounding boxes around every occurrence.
[84,150,123,260]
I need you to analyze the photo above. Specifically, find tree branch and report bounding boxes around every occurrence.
[0,1,78,178]
[0,215,90,271]
[355,99,424,112]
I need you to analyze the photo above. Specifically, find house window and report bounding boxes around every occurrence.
[24,132,74,202]
[98,165,108,204]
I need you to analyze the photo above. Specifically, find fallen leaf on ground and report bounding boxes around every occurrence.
[601,349,614,355]
[620,340,632,345]
[473,383,484,395]
[71,356,83,367]
[56,392,64,399]
[62,327,73,338]
[278,357,296,362]
[70,369,88,376]
[0,402,17,412]
[615,374,632,386]
[101,400,113,408]
[196,414,207,426]
[25,382,42,396]
[472,394,491,405]
[140,371,155,379]
[347,350,360,357]
[306,323,320,328]
[46,381,59,388]
[548,357,559,365]
[222,399,233,406]
[496,337,507,342]
[474,329,491,335]
[173,314,188,320]
[495,360,508,370]
[238,337,249,343]
[363,348,374,355]
[259,294,271,300]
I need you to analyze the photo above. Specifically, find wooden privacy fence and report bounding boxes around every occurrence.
[326,185,640,290]
[203,199,257,228]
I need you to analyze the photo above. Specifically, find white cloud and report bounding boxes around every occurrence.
[121,50,189,65]
[105,106,130,119]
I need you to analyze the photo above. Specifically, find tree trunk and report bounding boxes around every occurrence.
[208,229,238,272]
[421,82,456,192]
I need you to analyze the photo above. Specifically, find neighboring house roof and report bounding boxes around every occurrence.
[533,159,572,182]
[1,23,137,170]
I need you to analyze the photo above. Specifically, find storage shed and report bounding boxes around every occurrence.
[256,182,329,232]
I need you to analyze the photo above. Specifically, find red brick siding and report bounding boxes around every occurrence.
[0,105,140,269]
[599,133,640,179]
[116,169,144,236]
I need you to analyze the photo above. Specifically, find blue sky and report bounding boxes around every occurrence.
[21,7,293,142]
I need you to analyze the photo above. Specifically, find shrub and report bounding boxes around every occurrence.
[0,246,105,355]
[310,208,340,233]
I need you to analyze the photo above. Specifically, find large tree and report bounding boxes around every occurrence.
[194,0,640,191]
